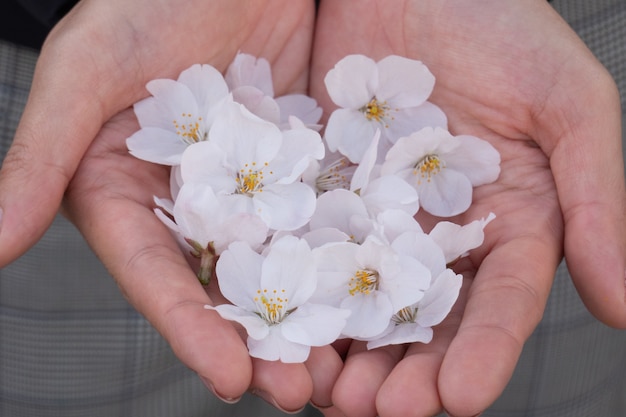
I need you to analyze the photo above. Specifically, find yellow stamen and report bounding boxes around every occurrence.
[392,306,417,324]
[349,269,379,296]
[254,288,289,324]
[413,155,443,184]
[360,97,394,127]
[173,112,206,144]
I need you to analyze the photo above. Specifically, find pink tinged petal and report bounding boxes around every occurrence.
[141,79,200,128]
[207,304,269,340]
[429,219,488,264]
[126,127,189,165]
[416,269,462,327]
[324,54,379,109]
[215,241,264,309]
[231,86,280,125]
[247,327,311,363]
[272,127,325,183]
[225,53,274,97]
[169,166,183,200]
[253,182,317,231]
[418,169,473,217]
[301,227,351,249]
[350,129,380,193]
[180,142,237,192]
[379,254,430,312]
[209,101,282,166]
[261,236,316,306]
[361,175,420,216]
[324,109,378,163]
[276,94,323,126]
[310,189,368,233]
[177,64,230,116]
[366,324,433,350]
[384,102,448,145]
[376,55,436,107]
[391,231,447,280]
[281,303,351,346]
[443,135,501,186]
[340,292,394,339]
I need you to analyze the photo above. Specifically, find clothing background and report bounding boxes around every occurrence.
[0,0,625,416]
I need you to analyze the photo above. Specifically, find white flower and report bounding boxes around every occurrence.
[126,64,230,165]
[225,52,322,129]
[381,126,501,217]
[312,236,431,339]
[180,101,324,231]
[367,268,462,349]
[206,236,350,363]
[154,182,269,284]
[365,230,462,349]
[324,54,447,163]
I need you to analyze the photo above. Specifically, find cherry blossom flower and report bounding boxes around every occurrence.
[324,54,447,163]
[180,101,324,231]
[126,64,230,165]
[225,52,322,129]
[206,236,350,363]
[381,126,501,217]
[153,182,268,284]
[312,236,431,339]
[429,213,496,265]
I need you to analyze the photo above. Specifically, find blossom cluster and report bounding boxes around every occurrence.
[126,53,500,363]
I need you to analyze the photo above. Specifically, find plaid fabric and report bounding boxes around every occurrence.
[1,1,625,416]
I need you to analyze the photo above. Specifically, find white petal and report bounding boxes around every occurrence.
[324,54,378,108]
[247,327,311,363]
[429,219,486,264]
[350,129,380,193]
[281,303,350,346]
[391,231,447,279]
[253,182,317,231]
[443,135,501,186]
[366,324,433,349]
[180,141,237,192]
[311,242,360,306]
[301,227,351,248]
[261,236,316,306]
[376,55,435,107]
[324,109,379,163]
[385,102,448,144]
[207,304,269,340]
[225,53,274,97]
[177,64,230,116]
[380,254,430,312]
[231,86,280,125]
[417,269,462,327]
[310,189,368,232]
[361,175,419,216]
[126,127,189,165]
[276,94,323,126]
[340,292,394,339]
[418,169,473,217]
[272,127,325,183]
[215,241,264,309]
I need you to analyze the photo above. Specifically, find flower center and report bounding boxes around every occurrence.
[173,112,207,145]
[360,97,394,127]
[236,162,270,195]
[254,288,289,325]
[349,269,379,296]
[413,154,443,184]
[315,157,353,193]
[392,306,418,324]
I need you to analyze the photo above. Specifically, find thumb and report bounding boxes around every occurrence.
[0,25,124,266]
[537,62,626,328]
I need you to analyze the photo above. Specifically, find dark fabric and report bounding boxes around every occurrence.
[0,0,77,50]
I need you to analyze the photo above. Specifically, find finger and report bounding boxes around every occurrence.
[305,345,345,409]
[534,64,626,327]
[375,275,470,417]
[250,359,313,414]
[331,341,406,417]
[438,225,560,415]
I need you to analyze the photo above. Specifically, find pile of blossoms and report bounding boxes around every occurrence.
[126,53,501,363]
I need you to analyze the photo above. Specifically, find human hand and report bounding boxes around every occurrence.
[309,0,626,415]
[0,0,341,412]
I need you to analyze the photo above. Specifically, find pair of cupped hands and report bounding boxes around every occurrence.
[0,0,625,416]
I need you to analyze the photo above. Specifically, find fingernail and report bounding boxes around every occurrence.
[0,206,4,235]
[445,410,482,417]
[309,399,333,410]
[199,376,241,404]
[251,388,305,415]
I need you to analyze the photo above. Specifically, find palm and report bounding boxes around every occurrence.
[59,0,333,412]
[310,1,624,416]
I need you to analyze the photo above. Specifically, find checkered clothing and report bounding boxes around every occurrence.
[1,0,625,416]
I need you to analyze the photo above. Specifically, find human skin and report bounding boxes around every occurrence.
[309,0,626,416]
[0,0,625,416]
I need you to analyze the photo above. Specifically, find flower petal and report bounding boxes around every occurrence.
[253,182,317,231]
[324,54,378,108]
[247,327,311,363]
[376,55,435,107]
[324,109,378,163]
[340,291,393,339]
[281,303,350,346]
[416,269,462,327]
[207,304,269,340]
[215,241,264,309]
